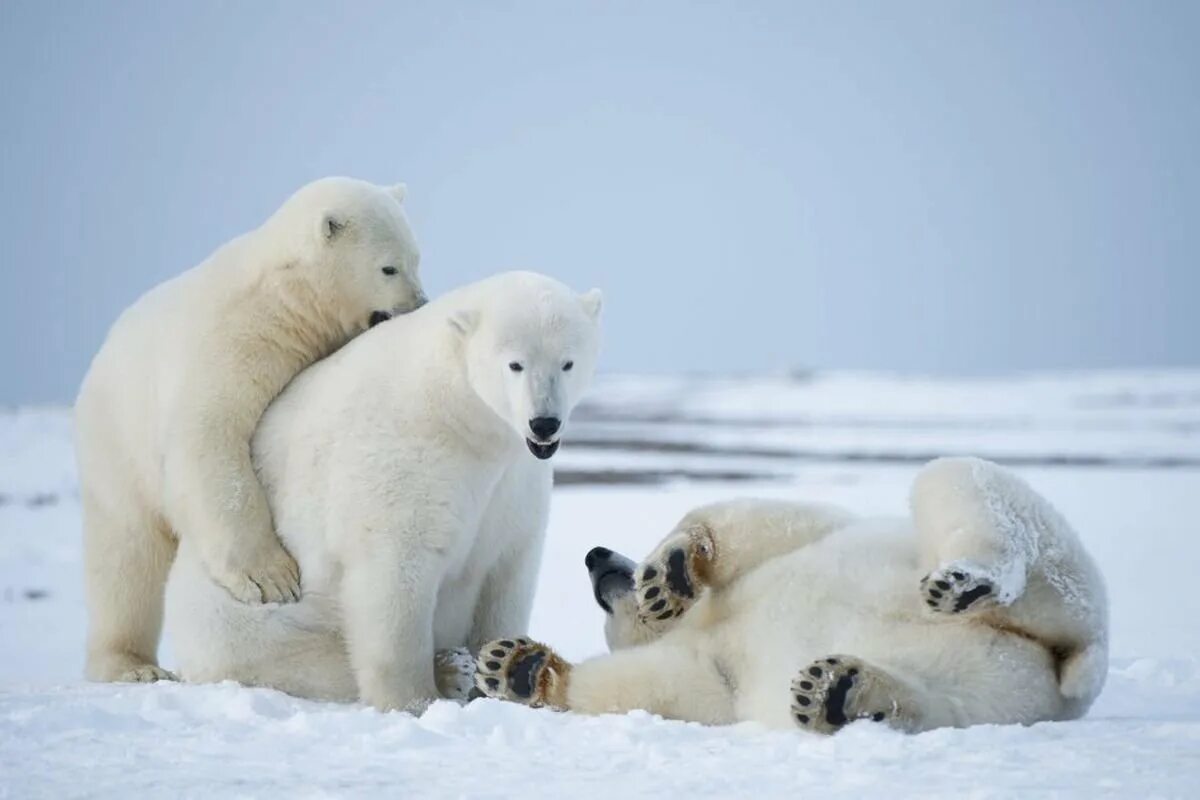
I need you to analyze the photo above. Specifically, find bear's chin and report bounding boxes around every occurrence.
[525,439,560,460]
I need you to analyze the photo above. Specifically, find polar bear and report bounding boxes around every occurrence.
[163,271,603,712]
[475,457,1109,734]
[76,177,426,683]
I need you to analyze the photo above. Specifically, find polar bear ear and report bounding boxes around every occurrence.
[579,289,603,320]
[448,309,479,337]
[389,183,408,204]
[321,213,348,242]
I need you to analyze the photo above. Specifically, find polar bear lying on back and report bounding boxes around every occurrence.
[165,272,603,712]
[475,458,1109,734]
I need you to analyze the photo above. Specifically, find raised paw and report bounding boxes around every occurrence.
[634,526,715,632]
[434,648,477,701]
[475,638,571,709]
[210,541,301,605]
[920,563,998,615]
[790,655,899,734]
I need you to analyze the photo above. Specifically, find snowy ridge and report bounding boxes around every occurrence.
[2,370,1199,797]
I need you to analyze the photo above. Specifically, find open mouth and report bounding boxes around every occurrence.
[525,439,560,460]
[368,310,392,328]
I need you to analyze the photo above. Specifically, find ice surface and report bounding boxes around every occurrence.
[2,371,1198,798]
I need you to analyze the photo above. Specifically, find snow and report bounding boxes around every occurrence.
[2,370,1199,798]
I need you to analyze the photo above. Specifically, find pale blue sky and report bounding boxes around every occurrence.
[2,0,1197,405]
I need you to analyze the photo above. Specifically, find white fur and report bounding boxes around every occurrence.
[164,271,603,712]
[565,458,1108,732]
[76,177,425,683]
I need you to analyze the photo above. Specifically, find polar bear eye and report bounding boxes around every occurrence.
[508,362,524,373]
[381,266,399,276]
[562,361,574,372]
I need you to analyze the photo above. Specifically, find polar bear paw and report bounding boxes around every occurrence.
[474,638,571,709]
[634,526,715,632]
[435,648,477,701]
[920,562,998,615]
[790,656,899,734]
[206,539,302,605]
[119,663,177,683]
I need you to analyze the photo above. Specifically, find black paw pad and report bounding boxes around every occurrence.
[508,650,547,699]
[922,567,998,615]
[664,548,695,599]
[823,674,855,727]
[954,583,993,612]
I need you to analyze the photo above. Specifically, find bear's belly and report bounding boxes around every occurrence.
[715,524,926,723]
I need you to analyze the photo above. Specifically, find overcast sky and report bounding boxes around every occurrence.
[2,1,1197,405]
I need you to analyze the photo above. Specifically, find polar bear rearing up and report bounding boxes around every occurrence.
[76,178,425,683]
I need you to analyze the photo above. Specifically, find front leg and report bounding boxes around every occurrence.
[164,376,301,606]
[341,539,441,713]
[468,460,551,649]
[635,500,853,632]
[475,638,736,724]
[469,537,545,651]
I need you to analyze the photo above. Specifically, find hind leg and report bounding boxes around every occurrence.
[911,457,1109,711]
[83,492,177,682]
[911,457,1034,609]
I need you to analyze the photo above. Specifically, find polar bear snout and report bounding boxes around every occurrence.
[528,416,561,441]
[586,546,635,613]
[368,289,427,329]
[402,289,429,312]
[525,416,563,459]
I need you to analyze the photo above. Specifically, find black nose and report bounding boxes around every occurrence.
[585,546,613,571]
[529,416,561,441]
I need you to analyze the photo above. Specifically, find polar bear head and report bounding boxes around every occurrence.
[583,546,659,651]
[451,272,602,460]
[274,177,426,334]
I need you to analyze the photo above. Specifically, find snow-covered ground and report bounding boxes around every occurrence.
[2,371,1199,798]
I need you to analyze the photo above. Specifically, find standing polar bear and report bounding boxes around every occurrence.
[476,457,1109,734]
[76,177,425,683]
[165,272,603,712]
